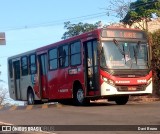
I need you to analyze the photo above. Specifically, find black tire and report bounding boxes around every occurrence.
[73,87,90,106]
[115,96,129,105]
[27,90,35,105]
[35,100,43,104]
[59,99,73,105]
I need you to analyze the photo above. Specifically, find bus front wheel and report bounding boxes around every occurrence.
[73,87,90,106]
[27,90,35,105]
[115,96,129,105]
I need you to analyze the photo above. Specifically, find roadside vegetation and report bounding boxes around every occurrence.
[150,29,160,96]
[0,86,7,105]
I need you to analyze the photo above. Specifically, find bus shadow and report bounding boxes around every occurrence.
[87,102,116,107]
[59,102,116,107]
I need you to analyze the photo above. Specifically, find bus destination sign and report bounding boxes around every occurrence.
[102,29,145,39]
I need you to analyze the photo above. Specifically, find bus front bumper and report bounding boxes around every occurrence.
[100,81,153,96]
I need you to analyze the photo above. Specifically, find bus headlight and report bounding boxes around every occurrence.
[102,76,115,86]
[102,76,108,82]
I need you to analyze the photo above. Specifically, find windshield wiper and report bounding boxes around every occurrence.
[113,39,125,55]
[133,41,141,65]
[136,41,141,55]
[133,46,138,65]
[113,39,126,63]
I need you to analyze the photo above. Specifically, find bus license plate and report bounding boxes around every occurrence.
[128,87,137,91]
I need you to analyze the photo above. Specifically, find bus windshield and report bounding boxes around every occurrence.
[100,41,149,69]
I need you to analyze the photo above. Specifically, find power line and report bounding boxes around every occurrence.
[2,12,107,31]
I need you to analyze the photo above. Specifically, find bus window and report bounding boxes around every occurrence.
[70,41,81,66]
[21,56,28,76]
[49,48,58,70]
[58,45,69,68]
[29,54,37,74]
[8,60,13,78]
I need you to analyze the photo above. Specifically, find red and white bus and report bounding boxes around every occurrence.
[8,27,152,105]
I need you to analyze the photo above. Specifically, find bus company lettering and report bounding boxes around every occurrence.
[137,79,147,83]
[115,81,130,84]
[59,89,68,93]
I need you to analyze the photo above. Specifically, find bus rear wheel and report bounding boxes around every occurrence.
[115,96,129,105]
[27,90,35,105]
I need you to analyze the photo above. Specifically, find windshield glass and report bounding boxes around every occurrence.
[101,41,148,69]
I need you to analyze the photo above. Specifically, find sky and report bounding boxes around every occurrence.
[0,0,133,103]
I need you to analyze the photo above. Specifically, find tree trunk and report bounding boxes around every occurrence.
[145,19,148,32]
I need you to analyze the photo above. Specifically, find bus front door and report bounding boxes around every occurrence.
[83,40,99,96]
[13,60,21,100]
[38,54,49,99]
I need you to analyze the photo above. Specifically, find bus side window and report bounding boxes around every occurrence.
[29,54,37,74]
[49,48,58,70]
[8,60,13,78]
[70,41,81,66]
[21,56,28,76]
[58,45,69,68]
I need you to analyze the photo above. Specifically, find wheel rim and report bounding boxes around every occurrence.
[28,92,34,104]
[77,89,84,103]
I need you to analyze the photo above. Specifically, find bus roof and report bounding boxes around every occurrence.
[8,27,145,59]
[37,27,145,52]
[8,49,36,60]
[36,28,101,52]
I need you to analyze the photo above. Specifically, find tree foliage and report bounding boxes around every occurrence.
[0,69,7,105]
[150,29,160,96]
[62,21,101,39]
[121,0,160,31]
[0,86,7,105]
[151,29,160,73]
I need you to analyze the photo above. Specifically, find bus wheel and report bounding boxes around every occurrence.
[115,96,129,105]
[74,88,85,106]
[73,88,89,106]
[27,90,34,105]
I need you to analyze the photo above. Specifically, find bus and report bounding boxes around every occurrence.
[8,27,152,106]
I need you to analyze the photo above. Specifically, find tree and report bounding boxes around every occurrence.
[0,86,7,105]
[106,0,131,19]
[0,68,7,105]
[62,21,101,39]
[0,65,5,83]
[121,0,160,31]
[150,29,160,96]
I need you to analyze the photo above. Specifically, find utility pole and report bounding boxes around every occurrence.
[0,32,6,45]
